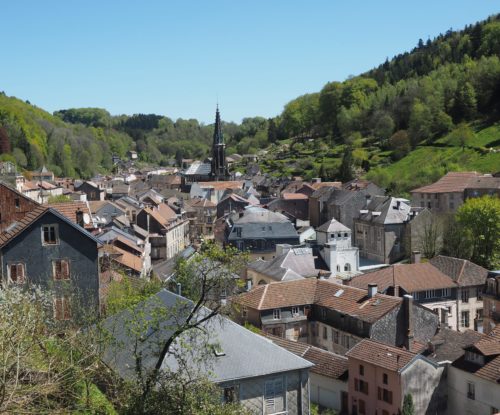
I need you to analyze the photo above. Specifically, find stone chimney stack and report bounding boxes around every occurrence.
[411,251,421,264]
[368,283,377,298]
[403,294,414,351]
[75,208,84,228]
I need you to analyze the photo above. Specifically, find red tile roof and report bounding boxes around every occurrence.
[0,206,48,247]
[234,278,401,323]
[349,263,456,293]
[282,193,309,200]
[411,172,480,194]
[46,201,94,229]
[346,338,417,372]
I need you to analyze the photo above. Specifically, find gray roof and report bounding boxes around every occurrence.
[248,247,319,281]
[236,206,290,224]
[358,196,411,225]
[422,328,484,363]
[184,162,211,176]
[228,221,299,240]
[317,218,351,233]
[102,290,312,383]
[429,256,489,287]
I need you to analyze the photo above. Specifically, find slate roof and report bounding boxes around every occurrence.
[429,256,489,287]
[248,247,319,281]
[317,218,351,233]
[235,206,289,224]
[234,278,401,323]
[187,198,216,208]
[228,221,299,240]
[349,263,456,293]
[357,196,411,225]
[346,339,417,372]
[103,290,313,383]
[184,162,211,176]
[411,172,480,193]
[264,334,348,380]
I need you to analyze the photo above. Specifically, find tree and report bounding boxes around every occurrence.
[105,242,248,414]
[448,123,475,150]
[408,99,432,147]
[402,394,415,415]
[374,113,395,143]
[456,196,500,268]
[388,130,411,160]
[419,216,442,259]
[441,214,473,260]
[267,118,278,143]
[338,146,354,182]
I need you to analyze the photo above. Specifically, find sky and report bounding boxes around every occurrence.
[1,1,498,124]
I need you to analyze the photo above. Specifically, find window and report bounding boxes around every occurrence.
[9,263,25,284]
[378,387,393,404]
[291,306,299,316]
[42,225,58,245]
[383,373,388,385]
[323,326,327,340]
[344,263,351,271]
[492,407,499,415]
[321,308,327,319]
[223,386,239,403]
[273,309,281,320]
[53,259,70,280]
[477,309,483,321]
[356,379,368,394]
[442,288,451,297]
[461,311,470,328]
[467,381,475,400]
[341,334,349,348]
[15,198,20,209]
[477,287,483,300]
[359,365,364,376]
[241,306,248,319]
[54,297,71,320]
[264,377,284,414]
[462,289,469,303]
[332,329,339,344]
[358,399,366,415]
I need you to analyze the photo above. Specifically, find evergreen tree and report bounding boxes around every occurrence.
[267,118,278,143]
[402,394,415,415]
[338,146,354,182]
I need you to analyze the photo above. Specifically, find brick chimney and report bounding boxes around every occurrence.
[403,294,414,351]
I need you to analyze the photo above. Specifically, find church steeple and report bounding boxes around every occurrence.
[211,105,228,180]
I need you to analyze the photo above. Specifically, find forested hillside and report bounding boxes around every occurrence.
[0,14,499,185]
[263,14,500,193]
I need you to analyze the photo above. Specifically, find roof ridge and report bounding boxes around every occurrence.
[258,284,269,309]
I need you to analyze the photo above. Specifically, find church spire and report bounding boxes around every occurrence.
[213,104,224,146]
[211,105,228,180]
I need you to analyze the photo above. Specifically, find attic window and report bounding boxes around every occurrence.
[212,344,225,357]
[334,289,344,297]
[15,198,20,209]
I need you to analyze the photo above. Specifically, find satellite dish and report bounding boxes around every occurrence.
[83,213,91,225]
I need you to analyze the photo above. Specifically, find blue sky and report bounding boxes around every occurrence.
[1,1,498,123]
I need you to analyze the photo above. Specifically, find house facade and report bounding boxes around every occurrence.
[0,182,40,232]
[0,206,101,318]
[483,272,500,334]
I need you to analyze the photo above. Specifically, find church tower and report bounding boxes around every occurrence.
[211,105,229,180]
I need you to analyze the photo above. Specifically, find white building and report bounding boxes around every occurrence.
[317,218,359,277]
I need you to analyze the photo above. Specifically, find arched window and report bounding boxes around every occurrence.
[344,263,351,272]
[258,279,267,285]
[336,265,340,272]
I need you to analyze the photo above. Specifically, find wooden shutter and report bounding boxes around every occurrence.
[16,264,25,283]
[54,261,62,280]
[10,264,17,282]
[54,298,63,320]
[63,299,71,320]
[62,260,70,279]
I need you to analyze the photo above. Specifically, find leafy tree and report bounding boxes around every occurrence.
[402,394,415,415]
[338,146,354,182]
[408,99,432,147]
[456,196,500,268]
[374,113,395,142]
[448,123,475,150]
[419,216,442,259]
[267,118,278,143]
[451,82,477,122]
[388,130,411,160]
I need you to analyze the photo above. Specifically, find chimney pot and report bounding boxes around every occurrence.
[368,283,377,298]
[411,251,421,264]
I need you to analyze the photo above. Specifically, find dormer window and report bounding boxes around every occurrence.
[465,350,484,366]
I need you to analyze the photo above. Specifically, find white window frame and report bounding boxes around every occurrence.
[273,309,281,320]
[8,262,26,284]
[41,224,59,246]
[291,306,299,316]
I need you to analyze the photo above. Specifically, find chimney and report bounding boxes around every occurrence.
[176,283,182,296]
[411,251,421,264]
[365,194,371,208]
[276,244,292,256]
[403,294,414,351]
[368,283,377,298]
[75,208,84,228]
[396,200,401,210]
[312,177,321,183]
[324,242,337,273]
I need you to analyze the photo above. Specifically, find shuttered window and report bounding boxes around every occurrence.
[54,298,71,320]
[53,259,70,280]
[9,263,26,284]
[264,377,284,414]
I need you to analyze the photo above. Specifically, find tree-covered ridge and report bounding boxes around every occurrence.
[266,13,500,191]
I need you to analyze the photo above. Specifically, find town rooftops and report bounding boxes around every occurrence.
[184,162,211,176]
[357,196,412,225]
[348,263,456,293]
[281,192,309,200]
[197,181,245,191]
[422,328,485,363]
[187,198,216,208]
[235,206,290,224]
[429,256,489,287]
[346,338,417,372]
[46,201,94,229]
[411,172,480,194]
[234,278,401,323]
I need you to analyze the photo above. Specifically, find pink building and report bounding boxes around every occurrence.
[346,339,444,415]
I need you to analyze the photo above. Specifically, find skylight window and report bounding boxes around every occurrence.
[334,289,344,297]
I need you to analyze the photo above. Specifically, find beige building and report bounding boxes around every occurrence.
[483,273,500,334]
